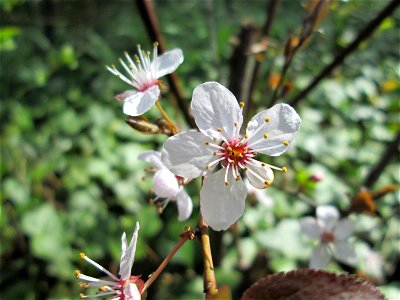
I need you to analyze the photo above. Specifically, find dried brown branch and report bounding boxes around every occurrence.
[136,0,196,128]
[289,0,400,107]
[269,0,328,107]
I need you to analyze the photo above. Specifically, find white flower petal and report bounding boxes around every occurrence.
[123,283,141,300]
[156,49,184,78]
[246,104,301,156]
[119,222,140,280]
[246,164,274,189]
[138,151,164,170]
[162,131,214,178]
[176,188,193,221]
[309,244,331,269]
[300,217,322,239]
[316,205,339,231]
[333,241,357,266]
[334,218,355,240]
[153,169,180,198]
[191,82,243,140]
[200,168,247,231]
[123,85,160,116]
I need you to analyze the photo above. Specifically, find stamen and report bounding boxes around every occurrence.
[283,140,289,146]
[282,166,288,173]
[224,164,230,186]
[217,128,222,132]
[206,157,225,170]
[263,133,268,139]
[239,102,245,108]
[80,254,119,281]
[265,117,270,122]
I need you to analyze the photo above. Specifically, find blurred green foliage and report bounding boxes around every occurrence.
[1,0,399,299]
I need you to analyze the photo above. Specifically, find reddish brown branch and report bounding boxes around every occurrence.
[136,0,196,128]
[289,0,400,107]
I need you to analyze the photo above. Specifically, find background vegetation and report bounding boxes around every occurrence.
[1,0,399,299]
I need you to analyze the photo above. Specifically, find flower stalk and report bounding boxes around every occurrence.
[155,100,179,135]
[198,215,218,296]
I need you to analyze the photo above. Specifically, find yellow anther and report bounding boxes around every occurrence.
[234,122,238,127]
[244,167,248,171]
[153,41,159,47]
[282,166,288,173]
[224,181,229,186]
[252,151,257,155]
[236,176,241,181]
[79,282,89,288]
[204,141,210,145]
[111,64,116,68]
[80,293,85,299]
[80,252,86,259]
[263,133,269,139]
[206,165,210,170]
[265,117,270,123]
[217,128,222,132]
[239,102,245,108]
[238,153,243,158]
[99,287,108,292]
[283,140,289,146]
[245,134,249,139]
[147,51,151,56]
[213,152,218,156]
[261,163,266,167]
[227,146,233,152]
[264,180,271,187]
[74,270,81,279]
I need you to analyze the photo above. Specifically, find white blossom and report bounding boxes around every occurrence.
[75,222,142,300]
[161,82,301,231]
[139,151,193,221]
[300,205,357,269]
[107,43,183,116]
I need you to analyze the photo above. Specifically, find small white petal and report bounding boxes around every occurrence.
[300,217,322,239]
[138,151,164,170]
[200,168,247,231]
[156,49,184,78]
[119,222,140,280]
[334,218,355,240]
[162,131,214,178]
[123,283,141,300]
[191,82,243,140]
[246,164,274,189]
[153,169,180,198]
[123,85,160,116]
[333,241,357,266]
[176,188,193,221]
[246,104,301,156]
[316,205,339,231]
[309,244,331,269]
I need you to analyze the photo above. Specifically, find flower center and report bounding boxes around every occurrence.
[320,231,335,243]
[222,138,250,167]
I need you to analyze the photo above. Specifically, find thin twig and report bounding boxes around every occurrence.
[244,0,279,122]
[289,0,400,107]
[142,227,195,293]
[136,0,196,128]
[364,132,400,188]
[198,215,218,296]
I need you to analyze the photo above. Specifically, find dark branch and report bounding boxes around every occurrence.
[244,0,279,121]
[364,132,400,188]
[136,0,196,128]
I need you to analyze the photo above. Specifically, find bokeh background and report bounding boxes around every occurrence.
[1,0,399,299]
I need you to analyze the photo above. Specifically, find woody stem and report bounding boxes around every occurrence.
[155,100,179,135]
[198,215,218,296]
[142,232,190,293]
